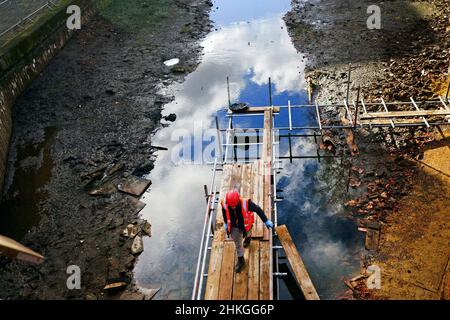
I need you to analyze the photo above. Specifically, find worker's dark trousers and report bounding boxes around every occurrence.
[230,227,251,257]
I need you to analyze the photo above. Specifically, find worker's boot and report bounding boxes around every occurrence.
[235,256,245,273]
[243,237,251,248]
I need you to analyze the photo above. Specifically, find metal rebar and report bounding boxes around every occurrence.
[226,76,231,107]
[215,116,224,162]
[353,87,360,129]
[288,133,292,163]
[346,63,352,103]
[269,77,272,106]
[197,186,218,300]
[360,98,372,129]
[288,99,292,130]
[410,97,430,128]
[446,80,449,103]
[381,97,395,128]
[315,101,322,130]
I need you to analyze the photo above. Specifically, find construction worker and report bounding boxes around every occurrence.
[221,190,274,272]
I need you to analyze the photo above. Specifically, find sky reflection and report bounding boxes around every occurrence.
[134,0,362,300]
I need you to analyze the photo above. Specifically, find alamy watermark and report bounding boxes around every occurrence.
[366,265,381,289]
[66,5,81,30]
[367,5,381,29]
[66,265,81,290]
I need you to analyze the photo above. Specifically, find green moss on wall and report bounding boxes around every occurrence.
[98,0,175,34]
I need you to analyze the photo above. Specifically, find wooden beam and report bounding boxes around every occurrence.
[262,110,273,241]
[259,240,270,299]
[275,225,320,300]
[253,161,264,238]
[0,234,44,264]
[361,109,450,119]
[360,118,428,125]
[229,106,280,114]
[218,241,236,300]
[248,240,260,300]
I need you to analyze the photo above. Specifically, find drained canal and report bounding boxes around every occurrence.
[134,0,364,300]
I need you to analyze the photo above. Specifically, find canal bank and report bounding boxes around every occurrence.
[285,0,449,299]
[0,0,212,299]
[0,0,112,196]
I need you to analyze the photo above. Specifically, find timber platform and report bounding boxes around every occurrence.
[191,85,450,300]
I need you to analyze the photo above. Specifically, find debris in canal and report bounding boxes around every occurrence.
[123,224,140,238]
[0,0,448,304]
[117,176,152,197]
[131,236,144,255]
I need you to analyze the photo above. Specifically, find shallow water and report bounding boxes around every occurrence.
[0,126,56,240]
[134,0,363,300]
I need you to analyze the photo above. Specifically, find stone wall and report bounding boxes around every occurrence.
[0,0,110,195]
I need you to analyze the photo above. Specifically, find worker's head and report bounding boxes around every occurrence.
[226,190,240,208]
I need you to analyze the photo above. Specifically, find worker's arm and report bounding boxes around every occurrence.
[221,207,227,225]
[248,200,268,223]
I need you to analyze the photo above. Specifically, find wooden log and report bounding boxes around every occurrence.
[218,241,236,300]
[275,225,320,300]
[248,240,260,300]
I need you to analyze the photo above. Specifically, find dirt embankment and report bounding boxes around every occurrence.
[0,0,212,299]
[285,0,449,299]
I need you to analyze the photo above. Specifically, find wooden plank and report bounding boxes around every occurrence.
[262,110,273,241]
[365,228,380,251]
[218,241,236,300]
[229,164,243,192]
[360,118,428,125]
[241,164,252,199]
[259,240,270,300]
[0,234,44,264]
[361,109,450,119]
[254,161,264,238]
[251,162,259,237]
[248,240,260,300]
[232,244,250,300]
[229,106,280,114]
[204,238,225,300]
[275,225,320,300]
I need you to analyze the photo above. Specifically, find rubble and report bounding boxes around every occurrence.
[131,236,144,255]
[142,220,152,236]
[117,176,152,197]
[123,224,140,238]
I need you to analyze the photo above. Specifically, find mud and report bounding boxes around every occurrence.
[285,0,449,299]
[0,0,212,299]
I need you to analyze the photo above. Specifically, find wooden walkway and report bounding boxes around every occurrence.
[204,109,274,300]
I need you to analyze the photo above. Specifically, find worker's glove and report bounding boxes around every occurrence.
[265,220,274,229]
[224,223,229,234]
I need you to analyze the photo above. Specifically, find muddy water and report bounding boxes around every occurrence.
[0,126,56,240]
[134,0,363,300]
